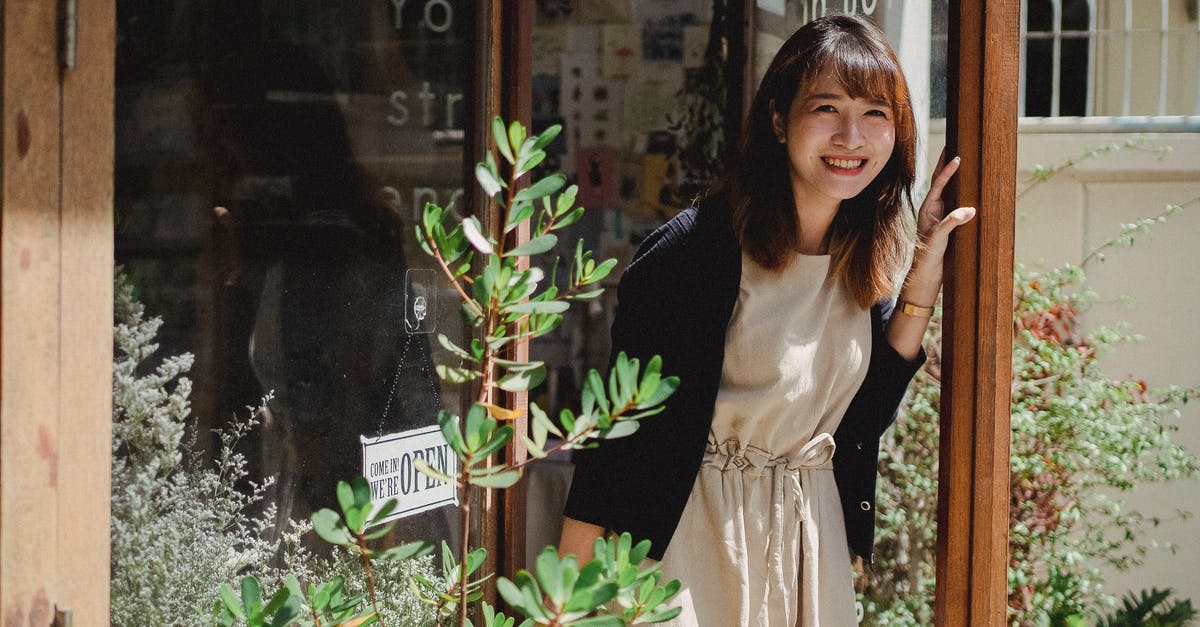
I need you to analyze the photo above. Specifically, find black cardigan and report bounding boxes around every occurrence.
[562,195,925,562]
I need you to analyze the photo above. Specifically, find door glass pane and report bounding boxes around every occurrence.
[114,0,471,618]
[522,0,732,565]
[516,0,950,621]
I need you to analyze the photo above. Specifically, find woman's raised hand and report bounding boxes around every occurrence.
[884,149,977,360]
[917,149,976,262]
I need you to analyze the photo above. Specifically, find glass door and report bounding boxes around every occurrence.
[113,1,477,620]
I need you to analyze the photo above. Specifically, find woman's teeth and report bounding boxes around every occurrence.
[824,157,864,169]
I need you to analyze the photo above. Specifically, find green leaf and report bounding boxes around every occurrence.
[493,116,515,164]
[464,403,491,452]
[505,201,536,234]
[363,519,398,541]
[514,174,567,203]
[603,420,639,439]
[555,184,579,214]
[614,352,637,409]
[515,150,547,177]
[496,578,531,616]
[507,121,527,159]
[504,300,569,316]
[498,365,546,392]
[462,215,495,254]
[585,369,610,415]
[311,508,353,546]
[553,206,585,231]
[414,457,456,484]
[566,288,605,301]
[636,375,680,409]
[218,584,246,620]
[338,477,371,532]
[507,233,558,257]
[469,469,522,488]
[436,364,482,384]
[437,334,473,361]
[261,585,290,616]
[530,402,563,438]
[475,162,503,198]
[241,576,263,613]
[378,540,434,563]
[585,258,619,284]
[437,410,468,460]
[522,436,549,458]
[474,425,514,459]
[556,408,575,434]
[572,614,624,627]
[532,124,562,152]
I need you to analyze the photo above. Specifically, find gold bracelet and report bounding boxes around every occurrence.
[899,301,934,318]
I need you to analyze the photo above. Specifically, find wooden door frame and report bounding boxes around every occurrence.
[938,1,1019,624]
[490,2,1020,624]
[1,0,115,623]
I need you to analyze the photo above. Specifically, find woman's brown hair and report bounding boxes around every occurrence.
[727,14,916,309]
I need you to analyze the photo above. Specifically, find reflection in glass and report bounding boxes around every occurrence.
[115,0,470,548]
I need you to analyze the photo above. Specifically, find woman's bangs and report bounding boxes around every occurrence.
[813,45,898,107]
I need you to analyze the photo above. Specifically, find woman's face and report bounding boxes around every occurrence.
[771,72,896,213]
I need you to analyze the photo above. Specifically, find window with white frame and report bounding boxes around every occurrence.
[1020,0,1200,118]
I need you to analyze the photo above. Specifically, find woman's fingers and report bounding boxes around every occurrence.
[927,155,960,201]
[943,205,976,228]
[924,206,977,257]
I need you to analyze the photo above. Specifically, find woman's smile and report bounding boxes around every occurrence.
[772,72,896,212]
[821,156,868,173]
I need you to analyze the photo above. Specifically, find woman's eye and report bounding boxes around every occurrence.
[815,104,837,113]
[866,109,889,118]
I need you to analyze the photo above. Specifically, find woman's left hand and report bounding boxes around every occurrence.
[918,150,976,261]
[886,150,978,359]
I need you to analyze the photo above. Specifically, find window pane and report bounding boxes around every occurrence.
[523,0,732,565]
[114,0,470,600]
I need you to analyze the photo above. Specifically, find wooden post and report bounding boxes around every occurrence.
[58,0,116,621]
[474,0,533,588]
[1,2,64,621]
[936,1,1019,625]
[498,0,533,580]
[2,0,114,623]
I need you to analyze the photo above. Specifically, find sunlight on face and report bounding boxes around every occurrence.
[771,72,896,215]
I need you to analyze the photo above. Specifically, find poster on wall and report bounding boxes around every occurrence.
[561,52,622,156]
[602,23,641,78]
[576,146,620,208]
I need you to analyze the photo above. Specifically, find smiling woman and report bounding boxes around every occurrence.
[559,14,973,626]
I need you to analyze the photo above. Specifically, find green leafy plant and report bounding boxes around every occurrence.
[1095,588,1198,627]
[859,143,1200,626]
[216,118,684,626]
[111,270,438,627]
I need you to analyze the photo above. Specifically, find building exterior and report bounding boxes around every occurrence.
[13,0,1197,624]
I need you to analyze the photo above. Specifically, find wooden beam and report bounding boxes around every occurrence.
[3,1,114,622]
[1,1,65,624]
[498,0,533,581]
[937,1,1019,625]
[57,0,115,621]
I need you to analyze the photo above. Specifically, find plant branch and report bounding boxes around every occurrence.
[506,397,642,474]
[1018,140,1173,200]
[356,534,385,627]
[1081,196,1199,268]
[427,237,484,319]
[457,478,472,627]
